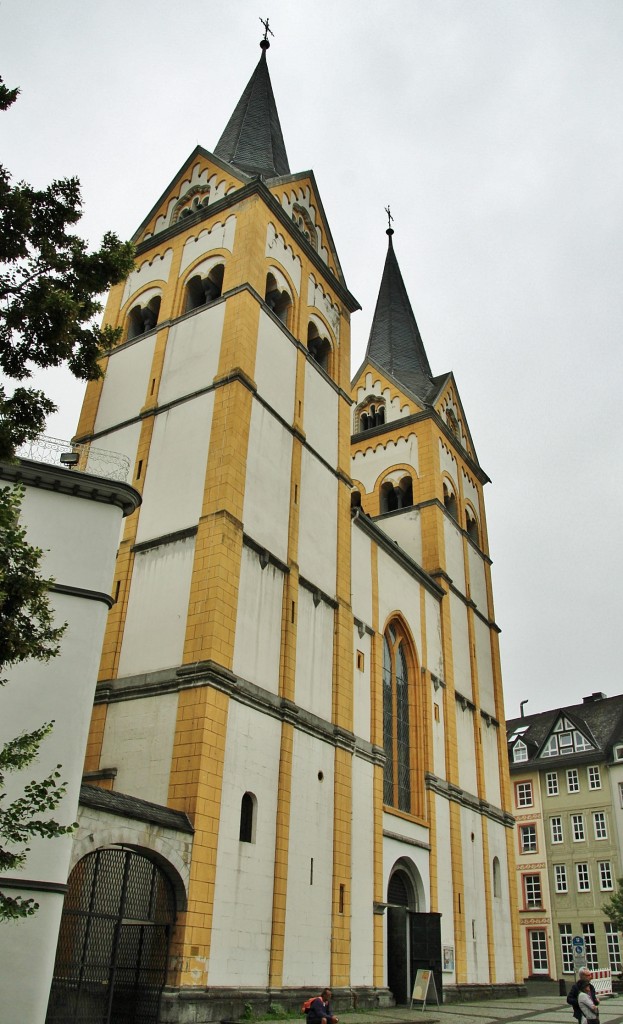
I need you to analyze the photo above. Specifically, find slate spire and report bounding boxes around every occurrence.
[365,228,433,401]
[214,37,290,179]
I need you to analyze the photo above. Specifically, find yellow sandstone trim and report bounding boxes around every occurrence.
[269,722,294,986]
[167,685,229,985]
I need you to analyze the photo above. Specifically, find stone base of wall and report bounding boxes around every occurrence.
[442,983,527,1003]
[159,986,394,1023]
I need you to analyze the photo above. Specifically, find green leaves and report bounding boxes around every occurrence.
[0,75,135,461]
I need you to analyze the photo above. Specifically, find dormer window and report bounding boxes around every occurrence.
[513,740,528,763]
[184,264,224,312]
[126,295,161,340]
[541,716,594,757]
[265,272,292,327]
[614,744,623,762]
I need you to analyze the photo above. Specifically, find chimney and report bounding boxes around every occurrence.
[583,692,607,704]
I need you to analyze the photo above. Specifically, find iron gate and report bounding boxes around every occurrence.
[46,848,176,1024]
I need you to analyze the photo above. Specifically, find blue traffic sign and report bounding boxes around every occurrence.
[572,936,584,949]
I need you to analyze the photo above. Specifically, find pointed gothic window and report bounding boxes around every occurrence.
[383,624,412,813]
[265,273,292,327]
[184,264,224,312]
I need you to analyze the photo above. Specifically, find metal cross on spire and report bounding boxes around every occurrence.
[385,205,394,236]
[259,16,274,46]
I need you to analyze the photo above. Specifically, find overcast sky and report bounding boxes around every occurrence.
[3,0,622,721]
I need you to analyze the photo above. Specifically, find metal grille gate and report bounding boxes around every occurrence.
[46,848,176,1024]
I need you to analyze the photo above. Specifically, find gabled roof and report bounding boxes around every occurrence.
[363,230,436,403]
[214,40,290,179]
[506,693,623,770]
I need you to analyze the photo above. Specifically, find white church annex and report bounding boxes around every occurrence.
[44,34,523,1023]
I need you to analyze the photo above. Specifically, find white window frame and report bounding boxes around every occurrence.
[594,811,608,840]
[599,861,613,891]
[524,873,542,909]
[551,817,563,844]
[588,765,601,790]
[529,929,549,974]
[576,863,590,892]
[546,771,559,796]
[605,923,622,972]
[572,814,585,842]
[520,824,537,854]
[560,924,574,974]
[554,864,568,893]
[567,768,580,793]
[516,781,533,808]
[513,739,528,763]
[582,923,598,971]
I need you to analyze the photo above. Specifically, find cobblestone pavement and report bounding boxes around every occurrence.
[327,995,623,1024]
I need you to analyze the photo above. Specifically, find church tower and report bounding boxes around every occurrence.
[350,227,521,993]
[46,36,522,1023]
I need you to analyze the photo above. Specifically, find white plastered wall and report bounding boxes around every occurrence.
[243,402,293,564]
[353,629,371,743]
[467,545,488,616]
[294,588,334,721]
[255,310,297,424]
[424,592,444,681]
[377,549,422,655]
[462,469,481,518]
[122,249,173,307]
[265,222,302,295]
[351,434,418,495]
[0,483,125,1024]
[439,440,458,493]
[87,422,142,489]
[376,509,422,568]
[303,363,338,467]
[117,535,195,677]
[449,593,471,700]
[488,819,516,982]
[297,449,337,597]
[135,395,214,544]
[455,703,478,797]
[158,302,226,405]
[179,215,236,275]
[444,517,465,594]
[99,692,179,804]
[351,756,374,984]
[474,616,496,717]
[461,807,490,984]
[94,334,157,434]
[431,680,447,779]
[481,722,502,809]
[351,525,372,628]
[209,702,281,986]
[282,730,334,984]
[233,547,284,694]
[434,794,456,979]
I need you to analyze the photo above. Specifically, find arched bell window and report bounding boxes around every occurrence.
[184,263,224,312]
[307,322,331,373]
[126,295,161,340]
[265,272,292,326]
[443,480,458,522]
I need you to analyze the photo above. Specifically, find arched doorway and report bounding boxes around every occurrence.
[386,860,441,1005]
[46,847,176,1024]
